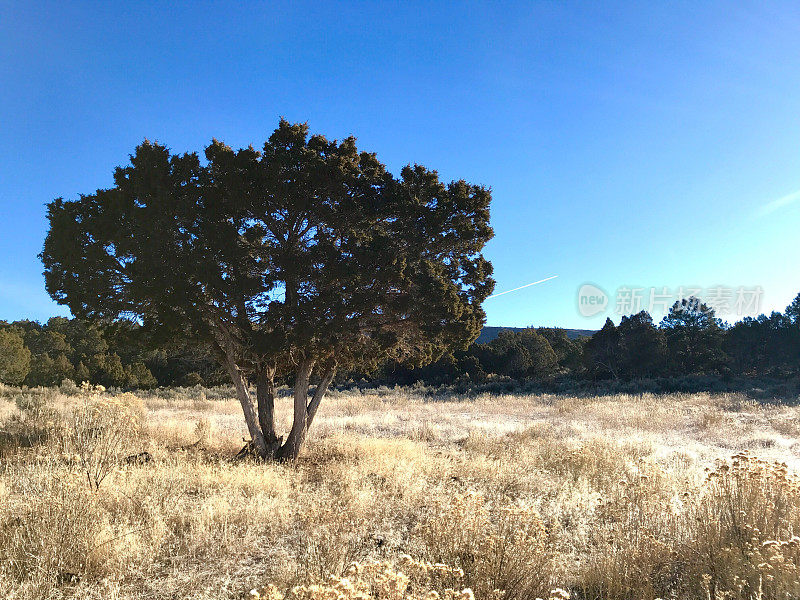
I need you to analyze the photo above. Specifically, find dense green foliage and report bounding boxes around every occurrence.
[0,318,221,388]
[0,328,31,386]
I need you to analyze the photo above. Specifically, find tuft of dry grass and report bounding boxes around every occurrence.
[2,386,800,599]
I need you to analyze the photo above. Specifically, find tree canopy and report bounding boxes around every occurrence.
[42,119,495,458]
[0,328,31,386]
[660,297,726,375]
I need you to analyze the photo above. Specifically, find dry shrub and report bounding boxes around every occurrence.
[578,452,800,600]
[67,395,142,490]
[415,492,554,600]
[251,558,484,600]
[696,407,727,431]
[409,421,438,443]
[1,393,63,450]
[465,427,635,493]
[194,417,213,446]
[0,469,111,587]
[252,557,571,600]
[577,466,686,600]
[291,496,373,583]
[686,452,800,599]
[531,437,636,493]
[578,539,680,600]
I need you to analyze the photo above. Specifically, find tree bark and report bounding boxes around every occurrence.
[277,358,315,460]
[222,352,267,457]
[306,366,336,430]
[256,366,282,457]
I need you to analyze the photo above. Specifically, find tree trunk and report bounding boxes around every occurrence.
[277,358,315,460]
[222,352,267,457]
[256,366,282,457]
[306,366,336,430]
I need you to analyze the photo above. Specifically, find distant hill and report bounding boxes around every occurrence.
[476,326,596,344]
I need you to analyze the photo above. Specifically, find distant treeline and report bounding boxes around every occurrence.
[0,292,798,390]
[369,292,800,386]
[0,317,226,388]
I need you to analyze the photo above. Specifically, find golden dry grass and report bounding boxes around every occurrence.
[2,386,800,599]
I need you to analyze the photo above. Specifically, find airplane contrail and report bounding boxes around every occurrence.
[487,275,559,299]
[759,188,800,216]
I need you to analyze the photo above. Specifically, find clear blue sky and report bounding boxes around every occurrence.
[1,1,799,329]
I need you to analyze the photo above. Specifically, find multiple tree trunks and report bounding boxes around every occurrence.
[208,311,338,460]
[224,352,336,461]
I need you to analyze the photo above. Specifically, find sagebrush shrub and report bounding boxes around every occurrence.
[67,396,141,490]
[415,492,554,600]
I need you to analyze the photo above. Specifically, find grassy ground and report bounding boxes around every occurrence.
[2,386,800,599]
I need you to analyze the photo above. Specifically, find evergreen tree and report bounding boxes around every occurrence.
[537,327,583,372]
[0,328,31,386]
[660,297,727,375]
[583,318,622,379]
[617,311,667,378]
[42,120,494,459]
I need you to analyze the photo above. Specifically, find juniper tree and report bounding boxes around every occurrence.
[583,318,622,379]
[617,311,667,378]
[42,120,494,459]
[0,327,31,386]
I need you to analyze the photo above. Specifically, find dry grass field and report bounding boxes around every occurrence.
[2,385,800,599]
